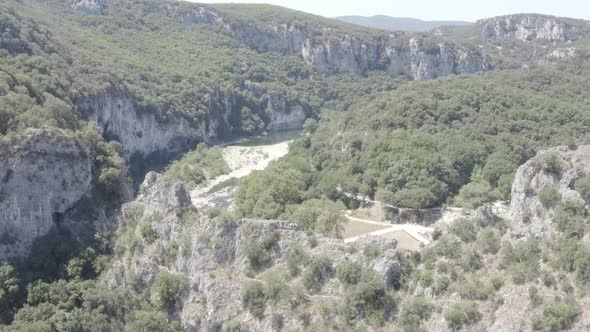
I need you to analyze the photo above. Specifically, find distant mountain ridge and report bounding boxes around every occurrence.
[334,15,473,32]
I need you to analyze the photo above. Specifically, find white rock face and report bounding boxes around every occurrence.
[66,0,107,15]
[510,146,589,238]
[541,47,577,63]
[77,89,222,158]
[0,129,92,260]
[266,95,306,130]
[77,89,305,159]
[479,15,575,43]
[301,34,489,79]
[386,38,489,80]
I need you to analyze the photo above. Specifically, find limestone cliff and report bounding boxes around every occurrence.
[0,128,92,260]
[479,14,581,43]
[76,88,306,159]
[76,89,225,159]
[385,38,489,80]
[510,145,590,238]
[226,18,491,79]
[66,0,107,15]
[106,173,401,331]
[266,94,306,131]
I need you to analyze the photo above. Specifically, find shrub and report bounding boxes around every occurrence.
[150,270,188,312]
[286,243,307,276]
[126,310,182,332]
[529,286,543,307]
[363,243,383,260]
[459,244,483,271]
[303,118,318,134]
[139,222,158,242]
[553,200,586,239]
[432,228,442,240]
[245,231,280,270]
[98,167,124,194]
[574,174,590,200]
[343,280,391,326]
[477,228,501,254]
[449,218,478,243]
[163,144,229,188]
[500,237,540,284]
[226,319,243,332]
[454,179,497,209]
[533,298,580,331]
[538,186,561,207]
[536,152,562,175]
[263,273,289,304]
[489,272,504,290]
[399,296,433,332]
[573,245,590,284]
[434,275,450,294]
[288,285,307,309]
[303,256,332,292]
[271,313,284,330]
[241,281,267,319]
[337,261,362,286]
[444,301,482,330]
[435,235,462,259]
[290,198,347,237]
[456,277,493,300]
[0,264,20,323]
[419,270,434,287]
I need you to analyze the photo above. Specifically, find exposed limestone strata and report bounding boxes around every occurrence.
[479,15,580,43]
[510,145,590,238]
[0,128,92,260]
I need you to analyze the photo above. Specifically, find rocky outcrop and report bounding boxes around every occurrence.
[66,0,107,15]
[76,89,225,158]
[541,47,578,64]
[266,94,306,130]
[385,38,490,80]
[510,146,589,238]
[0,128,92,260]
[479,15,578,43]
[300,36,384,76]
[76,88,306,159]
[106,173,400,331]
[241,26,490,79]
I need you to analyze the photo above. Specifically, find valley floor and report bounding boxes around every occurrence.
[190,140,291,210]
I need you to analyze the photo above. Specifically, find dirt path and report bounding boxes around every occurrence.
[190,141,290,209]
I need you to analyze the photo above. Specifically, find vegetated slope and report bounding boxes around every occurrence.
[8,147,590,331]
[436,14,590,69]
[335,15,473,32]
[235,60,590,214]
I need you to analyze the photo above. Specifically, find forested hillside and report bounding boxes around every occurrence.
[236,62,590,213]
[1,0,590,330]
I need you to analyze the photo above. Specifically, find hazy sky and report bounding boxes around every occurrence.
[189,0,590,22]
